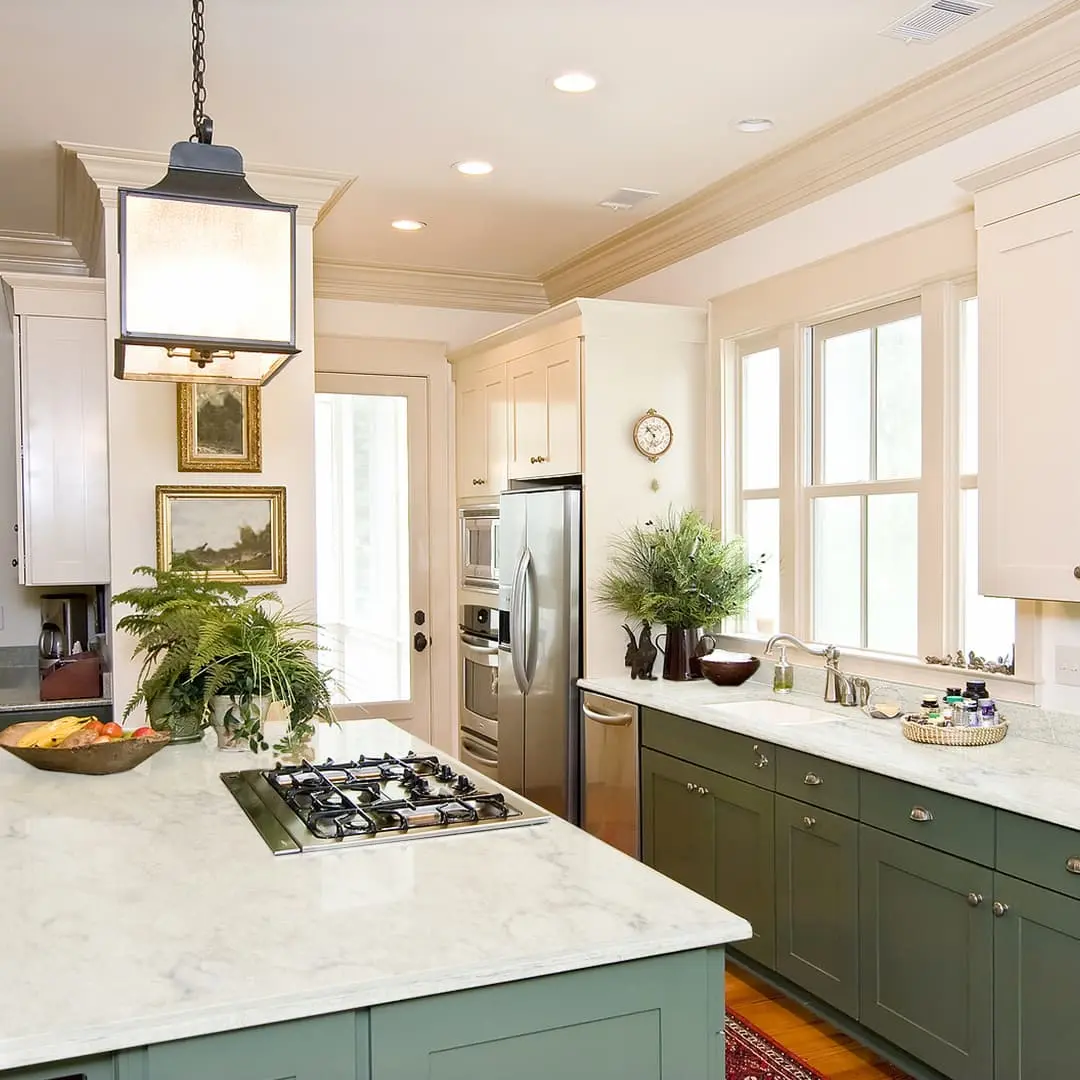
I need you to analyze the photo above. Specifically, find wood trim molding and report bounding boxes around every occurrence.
[0,232,88,277]
[313,259,549,314]
[541,0,1080,304]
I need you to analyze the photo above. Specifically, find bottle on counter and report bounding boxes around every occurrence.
[978,699,998,726]
[920,696,940,723]
[942,695,965,726]
[955,700,979,728]
[964,680,989,702]
[772,644,793,693]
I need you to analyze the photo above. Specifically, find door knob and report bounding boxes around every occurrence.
[413,631,428,653]
[993,901,1009,917]
[414,610,426,627]
[967,892,983,907]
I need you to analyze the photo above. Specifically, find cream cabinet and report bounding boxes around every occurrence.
[506,337,581,480]
[455,364,507,499]
[3,275,109,586]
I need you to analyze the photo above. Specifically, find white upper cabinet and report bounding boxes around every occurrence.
[455,364,507,500]
[4,275,109,586]
[964,139,1080,602]
[506,337,581,480]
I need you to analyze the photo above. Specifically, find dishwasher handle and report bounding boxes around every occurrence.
[582,702,635,727]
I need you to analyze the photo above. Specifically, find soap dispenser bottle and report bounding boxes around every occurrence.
[773,643,793,693]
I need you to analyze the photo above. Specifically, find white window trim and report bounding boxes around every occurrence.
[715,278,1036,704]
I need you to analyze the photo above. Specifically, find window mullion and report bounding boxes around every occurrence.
[860,493,869,650]
[869,327,879,483]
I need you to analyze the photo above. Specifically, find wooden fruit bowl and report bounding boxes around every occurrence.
[0,721,170,775]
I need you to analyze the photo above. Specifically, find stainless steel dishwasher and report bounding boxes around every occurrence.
[580,691,640,858]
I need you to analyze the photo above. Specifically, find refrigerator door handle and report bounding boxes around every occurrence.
[510,548,531,694]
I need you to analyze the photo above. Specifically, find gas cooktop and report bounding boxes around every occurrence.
[221,752,548,855]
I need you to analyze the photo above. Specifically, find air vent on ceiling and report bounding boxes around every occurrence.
[597,187,659,212]
[880,0,993,43]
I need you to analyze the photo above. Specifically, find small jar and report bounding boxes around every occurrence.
[942,695,965,726]
[964,680,989,701]
[978,699,997,725]
[955,701,979,728]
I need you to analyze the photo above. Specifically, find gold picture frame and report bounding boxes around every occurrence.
[156,485,287,585]
[176,383,262,472]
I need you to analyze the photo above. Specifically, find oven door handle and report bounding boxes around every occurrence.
[460,735,499,766]
[459,637,499,666]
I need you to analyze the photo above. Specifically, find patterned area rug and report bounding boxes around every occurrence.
[726,1009,911,1079]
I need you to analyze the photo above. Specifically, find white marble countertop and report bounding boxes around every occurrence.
[0,718,749,1072]
[0,690,111,713]
[581,674,1080,832]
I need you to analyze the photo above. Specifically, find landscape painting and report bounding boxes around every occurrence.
[156,486,286,584]
[176,383,262,472]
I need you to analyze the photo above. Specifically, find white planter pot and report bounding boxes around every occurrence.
[210,695,270,751]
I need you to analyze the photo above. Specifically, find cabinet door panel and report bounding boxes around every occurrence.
[18,316,109,585]
[712,773,775,968]
[979,196,1080,600]
[481,369,507,496]
[506,338,580,479]
[640,748,714,900]
[506,358,546,479]
[775,796,858,1016]
[455,377,487,495]
[541,338,580,476]
[994,872,1080,1080]
[859,826,993,1080]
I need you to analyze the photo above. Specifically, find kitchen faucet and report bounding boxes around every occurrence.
[763,633,868,707]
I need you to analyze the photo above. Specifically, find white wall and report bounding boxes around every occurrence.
[316,299,519,350]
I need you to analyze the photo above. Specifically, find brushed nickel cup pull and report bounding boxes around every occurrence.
[967,892,983,907]
[699,786,709,797]
[993,901,1009,917]
[803,772,823,786]
[1067,857,1080,875]
[686,782,694,792]
[802,816,816,828]
[910,806,933,823]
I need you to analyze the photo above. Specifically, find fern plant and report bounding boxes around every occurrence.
[597,508,762,630]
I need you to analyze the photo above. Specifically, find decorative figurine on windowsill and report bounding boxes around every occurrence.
[622,622,659,681]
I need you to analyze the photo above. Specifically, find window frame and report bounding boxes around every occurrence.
[716,279,1035,701]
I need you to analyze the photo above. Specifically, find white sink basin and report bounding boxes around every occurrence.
[703,699,842,726]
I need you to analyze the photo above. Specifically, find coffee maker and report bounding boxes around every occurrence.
[39,594,100,700]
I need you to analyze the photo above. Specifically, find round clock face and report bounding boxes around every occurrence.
[633,410,673,461]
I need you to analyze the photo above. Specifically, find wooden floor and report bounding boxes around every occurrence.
[726,967,904,1079]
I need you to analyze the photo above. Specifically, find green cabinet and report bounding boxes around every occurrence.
[369,949,726,1080]
[993,872,1080,1080]
[0,1060,115,1080]
[641,748,774,967]
[859,825,993,1080]
[113,1012,368,1080]
[775,795,858,1017]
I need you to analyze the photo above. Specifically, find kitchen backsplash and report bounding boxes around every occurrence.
[0,646,39,691]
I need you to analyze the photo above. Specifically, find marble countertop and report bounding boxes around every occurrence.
[0,689,111,713]
[0,718,750,1071]
[580,674,1080,832]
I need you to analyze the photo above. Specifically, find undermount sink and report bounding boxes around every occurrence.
[702,699,843,726]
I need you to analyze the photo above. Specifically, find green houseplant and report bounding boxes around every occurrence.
[597,508,762,681]
[113,566,247,742]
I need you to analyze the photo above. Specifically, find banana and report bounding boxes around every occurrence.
[17,715,92,749]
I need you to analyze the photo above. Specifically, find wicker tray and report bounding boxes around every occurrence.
[901,717,1008,746]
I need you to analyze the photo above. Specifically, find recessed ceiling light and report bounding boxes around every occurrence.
[735,118,774,133]
[453,160,494,176]
[391,219,426,231]
[553,72,597,93]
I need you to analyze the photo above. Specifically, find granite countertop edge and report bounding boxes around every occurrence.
[0,695,112,714]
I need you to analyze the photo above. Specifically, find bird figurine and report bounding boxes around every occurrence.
[635,621,658,680]
[622,624,638,670]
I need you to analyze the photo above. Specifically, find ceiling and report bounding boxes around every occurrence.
[0,0,1068,280]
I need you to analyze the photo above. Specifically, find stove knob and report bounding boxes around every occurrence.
[454,774,475,794]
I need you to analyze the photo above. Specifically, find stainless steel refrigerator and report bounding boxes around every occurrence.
[498,485,582,822]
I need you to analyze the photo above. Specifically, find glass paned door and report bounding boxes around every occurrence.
[315,373,430,736]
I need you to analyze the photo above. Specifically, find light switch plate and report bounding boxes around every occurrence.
[1055,646,1080,686]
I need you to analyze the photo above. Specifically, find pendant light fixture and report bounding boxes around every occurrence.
[115,0,298,386]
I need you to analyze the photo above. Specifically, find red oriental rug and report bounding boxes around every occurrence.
[725,1009,911,1080]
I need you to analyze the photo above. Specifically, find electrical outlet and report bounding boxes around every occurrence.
[1055,646,1080,686]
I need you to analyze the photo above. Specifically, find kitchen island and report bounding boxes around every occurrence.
[0,718,749,1079]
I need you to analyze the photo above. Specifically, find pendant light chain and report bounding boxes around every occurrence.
[190,0,212,143]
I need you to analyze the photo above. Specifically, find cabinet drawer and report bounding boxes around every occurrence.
[776,748,858,819]
[641,708,774,788]
[1,1058,114,1080]
[997,810,1080,900]
[860,772,994,866]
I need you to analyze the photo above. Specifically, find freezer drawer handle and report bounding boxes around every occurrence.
[460,736,498,765]
[582,703,634,726]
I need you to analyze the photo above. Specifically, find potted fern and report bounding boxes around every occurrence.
[113,567,246,742]
[597,508,761,681]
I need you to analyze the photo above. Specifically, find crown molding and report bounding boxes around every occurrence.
[314,259,550,314]
[0,232,88,276]
[56,142,355,270]
[541,0,1080,303]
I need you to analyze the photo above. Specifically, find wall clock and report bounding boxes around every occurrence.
[632,408,673,463]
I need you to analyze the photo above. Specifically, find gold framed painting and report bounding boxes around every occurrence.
[156,485,287,585]
[177,383,262,472]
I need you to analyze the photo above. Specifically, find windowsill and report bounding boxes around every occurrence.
[715,632,1036,705]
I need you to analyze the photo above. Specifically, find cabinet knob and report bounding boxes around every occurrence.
[802,815,816,829]
[698,785,709,797]
[531,455,546,464]
[803,772,823,786]
[967,892,983,907]
[1066,857,1080,875]
[753,746,769,769]
[993,901,1009,918]
[909,806,933,823]
[686,781,694,792]
[1074,566,1080,580]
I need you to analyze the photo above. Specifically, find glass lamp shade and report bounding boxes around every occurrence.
[116,142,298,386]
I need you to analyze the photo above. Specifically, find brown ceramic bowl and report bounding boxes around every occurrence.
[698,656,761,687]
[0,721,170,775]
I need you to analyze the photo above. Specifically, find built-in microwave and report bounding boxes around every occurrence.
[460,506,499,592]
